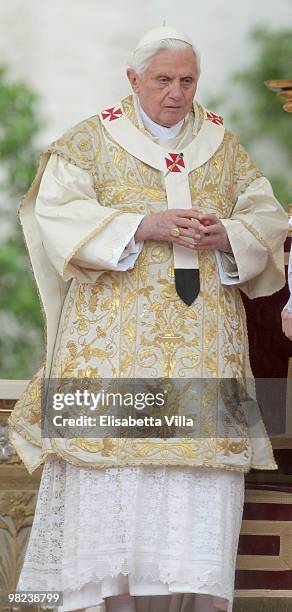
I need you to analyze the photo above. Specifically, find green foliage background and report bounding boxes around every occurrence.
[0,67,44,378]
[208,27,292,208]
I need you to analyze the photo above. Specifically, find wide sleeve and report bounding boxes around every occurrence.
[35,153,144,283]
[220,138,289,298]
[283,221,292,312]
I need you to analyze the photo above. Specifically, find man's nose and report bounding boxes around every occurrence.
[168,81,183,99]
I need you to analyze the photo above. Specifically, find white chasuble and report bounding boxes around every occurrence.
[8,94,289,474]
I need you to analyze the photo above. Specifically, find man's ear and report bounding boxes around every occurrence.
[127,68,140,94]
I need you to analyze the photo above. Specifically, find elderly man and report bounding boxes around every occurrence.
[9,25,288,612]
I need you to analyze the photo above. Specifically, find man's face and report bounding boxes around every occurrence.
[127,48,198,127]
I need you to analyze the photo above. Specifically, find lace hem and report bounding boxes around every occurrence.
[17,456,243,608]
[18,559,235,599]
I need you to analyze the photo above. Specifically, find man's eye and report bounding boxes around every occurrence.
[158,78,168,84]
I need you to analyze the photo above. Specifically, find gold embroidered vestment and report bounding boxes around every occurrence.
[8,95,288,474]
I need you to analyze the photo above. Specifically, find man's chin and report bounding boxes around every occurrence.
[161,110,185,127]
[162,120,184,127]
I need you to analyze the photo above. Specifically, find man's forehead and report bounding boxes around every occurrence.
[145,49,197,75]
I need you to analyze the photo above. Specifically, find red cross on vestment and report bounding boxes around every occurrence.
[165,153,185,173]
[101,107,123,121]
[206,111,224,125]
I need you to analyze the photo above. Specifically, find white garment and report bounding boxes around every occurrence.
[17,456,244,612]
[285,217,292,313]
[17,106,245,612]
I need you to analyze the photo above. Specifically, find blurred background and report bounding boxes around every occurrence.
[0,0,292,379]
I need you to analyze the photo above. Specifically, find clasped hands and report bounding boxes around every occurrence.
[135,207,232,253]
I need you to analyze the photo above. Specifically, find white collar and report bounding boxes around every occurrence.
[138,99,187,139]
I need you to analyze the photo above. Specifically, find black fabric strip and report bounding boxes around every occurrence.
[174,269,200,306]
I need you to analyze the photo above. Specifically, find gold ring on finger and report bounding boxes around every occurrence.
[170,227,181,238]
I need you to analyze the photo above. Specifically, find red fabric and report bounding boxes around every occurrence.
[165,153,185,172]
[206,111,224,125]
[101,107,123,121]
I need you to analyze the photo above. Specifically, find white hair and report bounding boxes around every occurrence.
[127,39,201,78]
